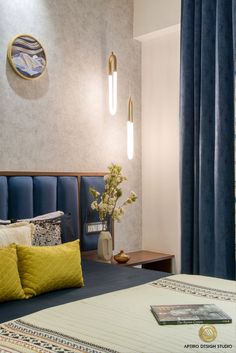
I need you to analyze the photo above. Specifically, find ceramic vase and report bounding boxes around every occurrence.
[97,231,113,261]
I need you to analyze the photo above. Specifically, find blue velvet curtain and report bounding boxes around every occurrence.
[180,0,235,280]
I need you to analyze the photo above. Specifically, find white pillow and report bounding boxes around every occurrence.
[0,211,64,225]
[0,222,35,247]
[19,211,64,222]
[0,219,11,225]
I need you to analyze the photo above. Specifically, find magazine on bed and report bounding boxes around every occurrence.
[150,304,232,325]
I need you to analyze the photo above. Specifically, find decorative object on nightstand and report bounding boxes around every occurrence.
[97,230,113,261]
[113,250,130,264]
[90,164,137,262]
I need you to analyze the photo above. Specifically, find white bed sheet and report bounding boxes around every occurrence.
[0,274,235,353]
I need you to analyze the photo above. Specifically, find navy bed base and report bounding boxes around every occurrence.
[0,259,169,323]
[0,172,109,251]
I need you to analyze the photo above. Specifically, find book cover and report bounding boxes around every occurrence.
[150,304,232,325]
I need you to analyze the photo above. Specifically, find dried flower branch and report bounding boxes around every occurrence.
[90,164,137,222]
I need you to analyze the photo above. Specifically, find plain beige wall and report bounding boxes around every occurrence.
[134,0,181,38]
[141,26,181,272]
[0,0,142,253]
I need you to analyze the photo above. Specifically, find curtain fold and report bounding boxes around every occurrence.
[180,0,235,280]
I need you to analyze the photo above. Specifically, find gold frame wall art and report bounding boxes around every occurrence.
[7,34,47,80]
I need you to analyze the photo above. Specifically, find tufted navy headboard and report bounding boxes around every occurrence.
[0,172,109,251]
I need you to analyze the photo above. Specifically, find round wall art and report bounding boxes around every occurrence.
[7,34,47,80]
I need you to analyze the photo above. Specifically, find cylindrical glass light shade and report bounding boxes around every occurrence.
[127,97,134,160]
[108,52,117,116]
[127,120,134,160]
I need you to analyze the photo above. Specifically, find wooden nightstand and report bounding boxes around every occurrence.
[82,250,174,273]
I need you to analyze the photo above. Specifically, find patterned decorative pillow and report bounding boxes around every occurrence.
[31,218,62,246]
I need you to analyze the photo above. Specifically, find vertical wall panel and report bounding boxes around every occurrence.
[33,176,57,216]
[57,177,79,237]
[8,177,33,219]
[0,177,8,219]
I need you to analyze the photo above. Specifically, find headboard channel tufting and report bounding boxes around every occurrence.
[0,171,110,251]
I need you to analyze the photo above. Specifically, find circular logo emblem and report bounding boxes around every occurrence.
[199,325,217,342]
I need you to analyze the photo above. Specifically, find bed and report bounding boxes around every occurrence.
[0,172,235,353]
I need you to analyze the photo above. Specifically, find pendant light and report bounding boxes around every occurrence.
[108,52,117,116]
[127,97,134,160]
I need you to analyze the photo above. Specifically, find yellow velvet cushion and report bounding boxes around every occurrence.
[16,240,84,298]
[0,244,25,302]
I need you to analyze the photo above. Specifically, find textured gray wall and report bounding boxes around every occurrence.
[0,0,142,252]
